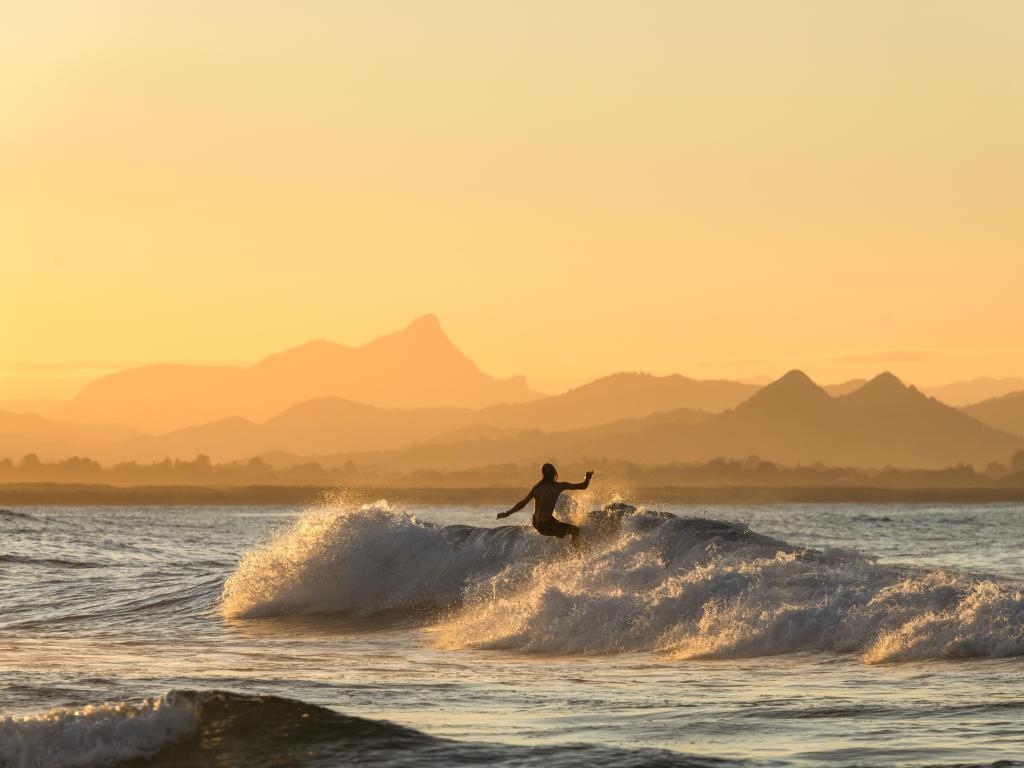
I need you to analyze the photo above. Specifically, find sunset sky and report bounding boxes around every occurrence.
[2,2,1022,397]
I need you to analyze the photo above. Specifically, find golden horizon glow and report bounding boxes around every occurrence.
[3,2,1023,398]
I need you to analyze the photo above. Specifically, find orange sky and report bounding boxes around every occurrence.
[2,2,1022,397]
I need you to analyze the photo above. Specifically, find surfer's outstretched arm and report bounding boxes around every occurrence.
[559,470,594,492]
[497,488,534,519]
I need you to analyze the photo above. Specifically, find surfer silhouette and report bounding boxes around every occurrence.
[497,464,592,548]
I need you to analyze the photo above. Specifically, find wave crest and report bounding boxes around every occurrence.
[221,500,558,619]
[0,692,196,768]
[222,499,1024,664]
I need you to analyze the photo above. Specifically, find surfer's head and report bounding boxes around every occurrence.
[541,463,558,481]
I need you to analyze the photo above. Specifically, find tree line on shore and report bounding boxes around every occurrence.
[2,451,1024,489]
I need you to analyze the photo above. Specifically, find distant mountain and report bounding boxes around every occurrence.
[302,407,715,474]
[97,373,723,463]
[824,379,867,397]
[336,371,1024,471]
[474,372,755,432]
[924,377,1024,407]
[963,390,1024,438]
[107,400,474,463]
[0,410,141,461]
[582,371,1024,468]
[0,398,66,417]
[12,359,1021,471]
[54,315,537,433]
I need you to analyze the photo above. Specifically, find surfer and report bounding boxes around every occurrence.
[497,464,593,548]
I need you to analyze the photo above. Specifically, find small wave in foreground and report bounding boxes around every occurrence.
[0,690,735,768]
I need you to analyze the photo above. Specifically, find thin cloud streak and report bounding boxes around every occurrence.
[826,351,931,365]
[0,359,249,374]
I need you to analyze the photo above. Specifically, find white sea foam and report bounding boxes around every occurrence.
[0,692,196,768]
[222,499,1024,664]
[221,499,559,618]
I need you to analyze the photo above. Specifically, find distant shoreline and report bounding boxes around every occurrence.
[3,483,1024,507]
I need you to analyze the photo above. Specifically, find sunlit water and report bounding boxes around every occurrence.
[2,498,1023,767]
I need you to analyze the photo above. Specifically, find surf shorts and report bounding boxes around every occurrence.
[532,517,577,538]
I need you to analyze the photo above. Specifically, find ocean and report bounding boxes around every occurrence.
[2,494,1023,767]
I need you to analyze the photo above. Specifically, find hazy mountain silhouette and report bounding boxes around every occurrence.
[0,410,141,461]
[109,401,473,462]
[95,373,723,462]
[300,407,716,474]
[473,372,754,431]
[571,369,838,466]
[326,371,1024,471]
[963,390,1024,437]
[0,398,66,417]
[54,315,537,432]
[824,379,868,397]
[9,338,1024,472]
[924,377,1024,407]
[580,371,1024,468]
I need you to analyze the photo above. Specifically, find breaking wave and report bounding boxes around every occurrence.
[221,500,561,619]
[221,500,1024,664]
[0,692,195,768]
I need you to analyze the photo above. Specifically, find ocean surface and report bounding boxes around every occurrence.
[2,492,1024,767]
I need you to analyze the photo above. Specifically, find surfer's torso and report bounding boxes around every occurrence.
[530,479,565,523]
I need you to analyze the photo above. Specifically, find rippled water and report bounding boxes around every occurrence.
[2,498,1024,767]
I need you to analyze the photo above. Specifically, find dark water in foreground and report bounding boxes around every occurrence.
[2,497,1024,767]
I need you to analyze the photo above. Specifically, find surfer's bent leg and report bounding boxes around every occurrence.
[532,518,581,548]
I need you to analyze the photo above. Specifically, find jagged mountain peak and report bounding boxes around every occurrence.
[842,371,927,407]
[54,314,537,431]
[748,369,828,401]
[403,313,443,333]
[727,370,832,419]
